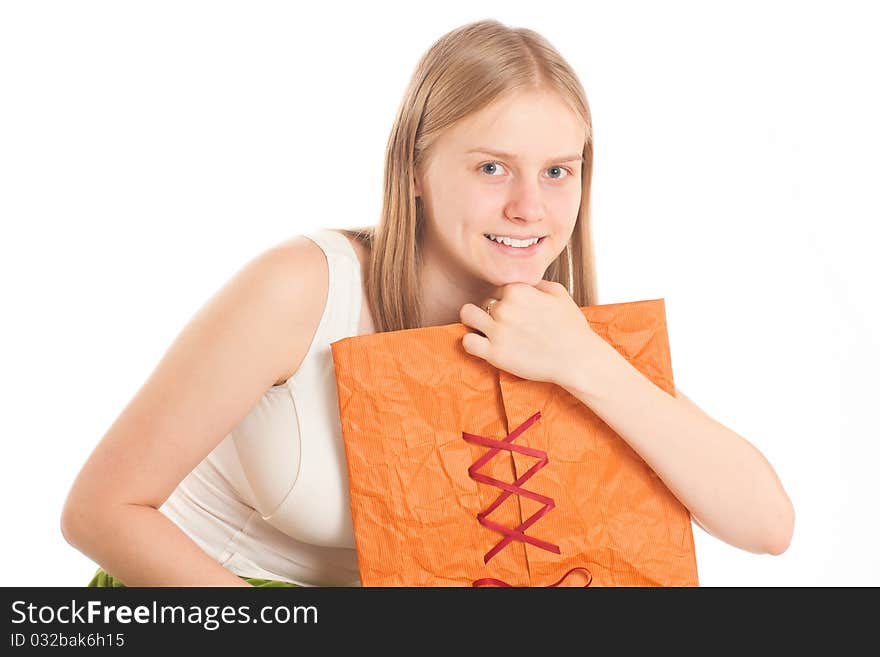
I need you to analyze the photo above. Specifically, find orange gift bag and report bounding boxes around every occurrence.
[330,298,699,587]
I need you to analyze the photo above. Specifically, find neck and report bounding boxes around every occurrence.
[417,255,501,328]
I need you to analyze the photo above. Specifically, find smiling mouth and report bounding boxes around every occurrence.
[483,234,546,246]
[482,234,547,257]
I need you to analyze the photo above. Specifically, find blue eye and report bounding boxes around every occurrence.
[479,162,572,180]
[480,162,504,176]
[546,166,570,180]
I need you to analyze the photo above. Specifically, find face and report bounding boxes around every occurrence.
[414,88,585,290]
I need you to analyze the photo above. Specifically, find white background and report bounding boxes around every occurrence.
[2,1,877,587]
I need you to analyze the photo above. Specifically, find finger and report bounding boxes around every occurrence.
[460,302,495,336]
[535,279,568,296]
[478,296,500,313]
[462,330,492,360]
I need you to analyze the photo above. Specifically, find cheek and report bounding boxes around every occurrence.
[462,188,507,228]
[451,179,489,209]
[568,187,583,217]
[435,187,496,233]
[553,186,581,213]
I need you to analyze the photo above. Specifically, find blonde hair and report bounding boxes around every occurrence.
[337,18,598,333]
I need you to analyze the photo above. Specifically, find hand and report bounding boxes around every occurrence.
[459,280,607,389]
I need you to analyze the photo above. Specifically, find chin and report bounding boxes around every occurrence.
[484,270,545,288]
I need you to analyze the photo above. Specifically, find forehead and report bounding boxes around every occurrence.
[445,90,586,158]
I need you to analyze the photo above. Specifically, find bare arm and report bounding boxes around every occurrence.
[561,336,794,555]
[61,236,329,586]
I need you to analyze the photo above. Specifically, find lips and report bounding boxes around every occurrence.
[483,234,545,242]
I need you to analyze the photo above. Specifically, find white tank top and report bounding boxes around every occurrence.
[158,228,363,586]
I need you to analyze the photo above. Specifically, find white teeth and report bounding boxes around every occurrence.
[485,234,540,248]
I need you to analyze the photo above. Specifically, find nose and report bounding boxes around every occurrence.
[504,176,545,225]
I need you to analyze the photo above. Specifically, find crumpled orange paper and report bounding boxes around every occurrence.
[330,298,699,587]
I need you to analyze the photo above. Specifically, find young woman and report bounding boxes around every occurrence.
[62,19,794,587]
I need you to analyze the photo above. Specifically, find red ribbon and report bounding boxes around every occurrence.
[463,411,559,563]
[463,411,595,588]
[473,566,594,588]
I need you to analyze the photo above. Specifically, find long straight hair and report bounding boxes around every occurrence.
[337,19,598,334]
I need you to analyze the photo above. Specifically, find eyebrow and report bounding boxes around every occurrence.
[465,148,584,164]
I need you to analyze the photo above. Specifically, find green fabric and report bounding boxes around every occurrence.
[87,566,301,588]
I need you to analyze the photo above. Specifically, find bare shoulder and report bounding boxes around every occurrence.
[60,234,331,525]
[259,235,331,385]
[272,230,368,275]
[237,234,329,345]
[264,233,328,272]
